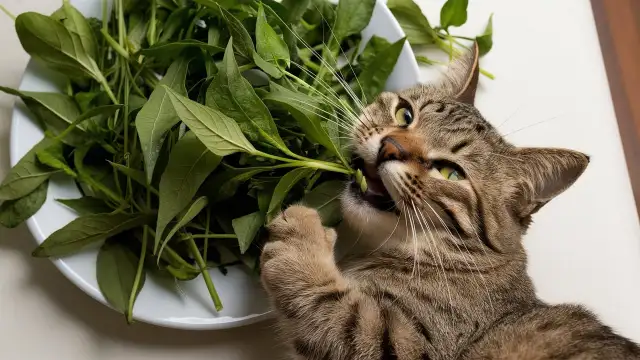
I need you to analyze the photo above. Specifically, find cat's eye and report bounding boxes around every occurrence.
[395,107,413,126]
[439,166,465,181]
[429,161,467,181]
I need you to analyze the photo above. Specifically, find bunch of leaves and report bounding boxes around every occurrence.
[387,0,494,78]
[0,0,408,322]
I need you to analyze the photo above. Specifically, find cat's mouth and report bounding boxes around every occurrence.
[351,158,395,212]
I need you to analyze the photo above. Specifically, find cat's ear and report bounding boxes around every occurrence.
[439,42,480,104]
[513,147,590,215]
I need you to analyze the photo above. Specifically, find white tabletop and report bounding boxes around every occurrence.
[1,0,640,359]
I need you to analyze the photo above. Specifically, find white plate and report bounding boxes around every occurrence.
[9,0,419,330]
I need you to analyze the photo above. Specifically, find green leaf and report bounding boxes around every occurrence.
[56,196,112,216]
[140,40,224,60]
[163,86,257,157]
[0,138,58,201]
[108,162,154,193]
[35,140,76,177]
[96,241,145,315]
[136,57,191,182]
[59,1,99,59]
[359,37,406,103]
[264,82,342,159]
[0,86,85,144]
[206,40,285,149]
[476,14,494,56]
[205,166,270,202]
[256,4,290,70]
[0,180,48,228]
[281,0,311,22]
[15,12,106,83]
[440,0,468,30]
[232,212,264,254]
[219,8,255,61]
[333,0,376,41]
[267,168,314,216]
[302,180,344,226]
[359,35,392,68]
[156,132,221,253]
[387,0,436,45]
[73,147,123,204]
[158,7,191,43]
[32,213,151,258]
[158,196,209,256]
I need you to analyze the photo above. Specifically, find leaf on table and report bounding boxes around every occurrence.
[333,0,376,42]
[56,196,112,216]
[358,37,406,103]
[206,39,285,149]
[302,180,344,226]
[387,0,436,45]
[476,14,494,56]
[0,180,49,228]
[15,12,106,83]
[35,140,76,177]
[136,57,191,182]
[263,82,343,159]
[96,240,145,316]
[440,0,468,30]
[156,132,221,253]
[32,213,152,258]
[267,167,314,217]
[140,40,224,60]
[0,137,58,201]
[164,86,257,157]
[232,212,264,254]
[256,4,290,71]
[158,196,209,256]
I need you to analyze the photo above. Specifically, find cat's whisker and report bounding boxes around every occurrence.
[368,211,402,255]
[410,201,454,310]
[418,198,494,312]
[502,113,570,138]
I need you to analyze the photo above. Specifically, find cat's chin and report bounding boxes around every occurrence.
[339,187,404,252]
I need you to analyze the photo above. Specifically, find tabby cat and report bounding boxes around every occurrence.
[259,43,640,360]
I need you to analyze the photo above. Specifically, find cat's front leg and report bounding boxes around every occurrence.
[260,205,348,319]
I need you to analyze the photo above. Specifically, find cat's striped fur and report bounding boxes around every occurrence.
[260,43,640,359]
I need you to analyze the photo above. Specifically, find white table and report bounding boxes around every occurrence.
[1,1,639,359]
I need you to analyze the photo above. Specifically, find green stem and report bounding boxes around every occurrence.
[190,234,238,239]
[254,151,353,175]
[101,0,108,31]
[0,5,16,21]
[148,229,198,272]
[203,207,211,262]
[149,0,157,46]
[127,225,148,323]
[101,29,130,60]
[187,237,223,311]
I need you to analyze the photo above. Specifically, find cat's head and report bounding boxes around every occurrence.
[342,43,589,256]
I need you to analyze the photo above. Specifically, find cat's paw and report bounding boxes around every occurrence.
[261,205,336,263]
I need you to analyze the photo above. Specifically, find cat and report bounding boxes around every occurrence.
[259,43,640,360]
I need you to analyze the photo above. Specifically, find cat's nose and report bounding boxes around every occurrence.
[378,135,409,163]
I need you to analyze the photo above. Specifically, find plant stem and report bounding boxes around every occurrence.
[101,29,130,60]
[149,0,157,46]
[190,234,238,239]
[127,225,148,324]
[0,5,16,21]
[187,237,223,311]
[254,151,353,175]
[203,207,211,261]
